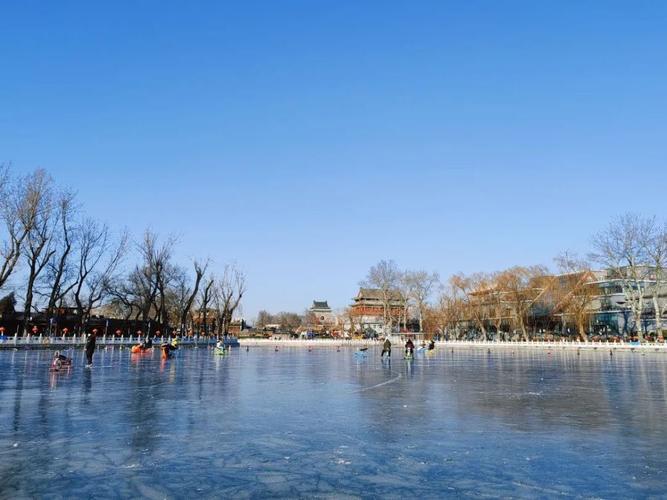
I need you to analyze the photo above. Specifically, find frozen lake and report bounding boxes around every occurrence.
[2,346,667,498]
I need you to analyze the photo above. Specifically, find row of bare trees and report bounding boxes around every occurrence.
[429,263,585,341]
[251,262,445,338]
[355,215,666,341]
[425,214,667,341]
[355,259,595,339]
[105,232,247,336]
[0,165,246,335]
[255,310,304,332]
[358,260,440,334]
[0,167,127,332]
[246,214,664,341]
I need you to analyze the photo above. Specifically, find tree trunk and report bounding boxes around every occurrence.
[478,320,487,339]
[518,316,529,341]
[576,317,587,342]
[493,318,502,340]
[634,303,644,341]
[23,264,37,334]
[180,269,203,331]
[653,294,663,341]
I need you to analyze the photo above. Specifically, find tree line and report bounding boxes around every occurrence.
[252,262,441,336]
[426,214,667,341]
[0,165,246,336]
[251,214,666,342]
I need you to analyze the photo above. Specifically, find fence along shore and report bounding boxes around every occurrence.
[2,334,666,351]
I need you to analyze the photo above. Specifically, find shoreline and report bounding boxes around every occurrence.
[0,335,217,351]
[237,338,667,352]
[2,336,666,352]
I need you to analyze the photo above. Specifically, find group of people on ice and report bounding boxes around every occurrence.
[50,329,98,371]
[380,337,435,359]
[50,330,182,372]
[133,334,179,358]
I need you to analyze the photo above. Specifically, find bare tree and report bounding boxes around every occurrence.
[450,272,491,339]
[72,219,127,328]
[1,168,52,293]
[105,277,139,321]
[276,311,302,332]
[172,259,207,334]
[404,270,440,332]
[486,272,510,339]
[644,221,667,340]
[124,230,176,324]
[426,286,464,339]
[165,265,187,327]
[591,214,653,339]
[0,164,31,290]
[361,260,402,334]
[397,272,411,331]
[42,190,78,317]
[553,252,597,341]
[198,277,215,335]
[214,263,246,334]
[0,164,8,197]
[495,266,550,341]
[22,170,57,333]
[255,310,273,329]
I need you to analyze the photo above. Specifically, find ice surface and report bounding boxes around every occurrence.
[2,346,667,497]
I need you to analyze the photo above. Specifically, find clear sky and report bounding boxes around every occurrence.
[1,1,666,319]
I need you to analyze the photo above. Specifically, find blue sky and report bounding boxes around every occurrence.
[1,1,666,319]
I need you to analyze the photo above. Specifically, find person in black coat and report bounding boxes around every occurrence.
[381,338,392,358]
[85,330,97,367]
[405,338,415,357]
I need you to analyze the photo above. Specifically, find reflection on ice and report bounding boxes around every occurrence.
[1,346,667,497]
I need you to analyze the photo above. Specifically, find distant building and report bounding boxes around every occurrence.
[454,266,666,339]
[587,268,665,336]
[310,300,334,324]
[227,319,247,335]
[350,288,404,335]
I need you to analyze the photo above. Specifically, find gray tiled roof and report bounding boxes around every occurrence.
[356,288,403,301]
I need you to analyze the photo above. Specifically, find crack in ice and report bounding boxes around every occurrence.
[355,373,402,393]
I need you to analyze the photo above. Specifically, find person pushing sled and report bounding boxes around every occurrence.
[381,338,392,358]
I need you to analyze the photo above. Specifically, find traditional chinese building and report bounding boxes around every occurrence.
[310,300,334,324]
[349,288,404,335]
